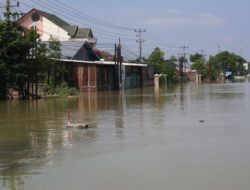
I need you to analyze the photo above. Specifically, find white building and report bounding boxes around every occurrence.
[18,8,96,44]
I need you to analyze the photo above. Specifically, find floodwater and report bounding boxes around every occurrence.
[0,83,250,190]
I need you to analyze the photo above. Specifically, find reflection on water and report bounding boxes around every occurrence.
[0,83,250,190]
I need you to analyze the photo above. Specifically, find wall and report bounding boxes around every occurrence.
[20,11,71,41]
[41,17,69,41]
[75,65,97,91]
[20,12,44,37]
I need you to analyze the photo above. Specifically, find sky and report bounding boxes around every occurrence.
[1,0,250,61]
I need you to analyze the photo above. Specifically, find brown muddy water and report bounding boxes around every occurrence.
[0,83,250,190]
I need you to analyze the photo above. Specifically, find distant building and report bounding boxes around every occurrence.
[18,8,96,44]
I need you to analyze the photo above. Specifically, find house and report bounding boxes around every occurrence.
[18,8,96,44]
[57,41,153,91]
[19,9,153,91]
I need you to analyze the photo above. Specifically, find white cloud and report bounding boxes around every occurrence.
[145,10,225,29]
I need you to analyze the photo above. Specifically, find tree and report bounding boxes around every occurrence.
[0,20,49,100]
[146,48,178,82]
[47,36,63,87]
[190,53,208,80]
[0,20,35,99]
[162,60,178,82]
[190,53,203,63]
[191,59,208,79]
[147,47,165,74]
[208,51,247,81]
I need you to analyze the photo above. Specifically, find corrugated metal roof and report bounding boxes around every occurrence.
[60,41,86,59]
[57,59,148,67]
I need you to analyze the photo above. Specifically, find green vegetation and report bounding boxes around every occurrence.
[147,48,178,83]
[0,20,41,100]
[147,47,248,84]
[190,51,247,82]
[207,51,247,81]
[0,20,75,100]
[44,82,79,97]
[190,55,208,80]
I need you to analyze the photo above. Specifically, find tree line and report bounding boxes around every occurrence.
[0,20,64,100]
[147,47,248,82]
[190,51,247,81]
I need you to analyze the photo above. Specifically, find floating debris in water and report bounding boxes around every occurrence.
[199,120,205,123]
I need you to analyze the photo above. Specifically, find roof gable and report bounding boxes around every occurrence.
[60,41,99,61]
[19,9,93,39]
[37,9,70,27]
[73,42,99,61]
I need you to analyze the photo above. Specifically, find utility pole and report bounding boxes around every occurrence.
[134,29,146,63]
[217,45,221,54]
[0,0,21,21]
[239,41,243,57]
[118,38,122,88]
[200,49,207,59]
[114,38,123,89]
[179,44,188,76]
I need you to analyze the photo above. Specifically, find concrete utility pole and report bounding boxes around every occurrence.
[134,29,146,63]
[217,45,221,54]
[114,38,123,89]
[200,49,207,59]
[179,44,188,75]
[0,0,20,21]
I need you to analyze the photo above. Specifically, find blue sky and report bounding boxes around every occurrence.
[1,0,250,61]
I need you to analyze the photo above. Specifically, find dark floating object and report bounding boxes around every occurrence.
[199,120,205,123]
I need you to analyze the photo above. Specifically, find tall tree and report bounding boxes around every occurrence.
[191,59,208,79]
[0,20,48,100]
[147,47,165,74]
[0,20,34,99]
[208,51,247,81]
[47,36,63,87]
[190,53,203,63]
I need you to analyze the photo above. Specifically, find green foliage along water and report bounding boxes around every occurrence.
[0,20,73,100]
[147,48,178,83]
[190,52,248,82]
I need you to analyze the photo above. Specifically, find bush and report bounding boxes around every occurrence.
[44,82,79,96]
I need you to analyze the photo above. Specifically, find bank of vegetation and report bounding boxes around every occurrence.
[0,20,77,100]
[190,52,248,81]
[147,47,249,83]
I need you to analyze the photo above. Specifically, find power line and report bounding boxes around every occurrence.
[17,0,182,59]
[0,0,21,20]
[146,31,182,49]
[134,29,146,63]
[200,48,207,59]
[16,0,191,60]
[179,44,189,76]
[53,0,136,31]
[18,0,136,41]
